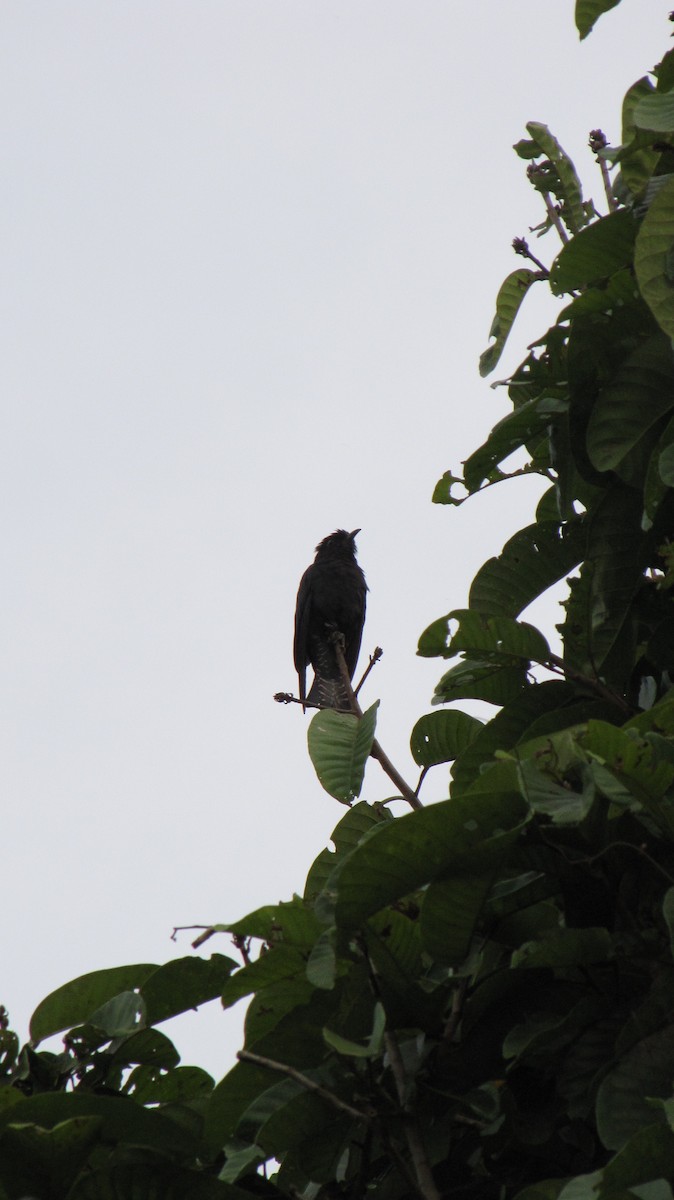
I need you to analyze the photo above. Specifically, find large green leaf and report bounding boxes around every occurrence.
[596,1025,674,1150]
[550,209,635,295]
[304,802,393,902]
[586,334,674,473]
[463,395,567,492]
[511,927,612,969]
[410,709,483,767]
[0,1117,102,1200]
[642,411,674,529]
[634,91,674,132]
[0,1094,197,1158]
[447,609,551,665]
[141,955,237,1026]
[600,1124,674,1195]
[479,269,538,377]
[575,0,621,39]
[585,484,648,675]
[432,658,529,706]
[635,176,674,339]
[421,857,510,964]
[469,520,585,618]
[307,703,378,804]
[30,964,157,1045]
[328,791,528,929]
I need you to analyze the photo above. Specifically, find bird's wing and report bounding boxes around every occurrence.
[293,565,313,705]
[344,585,367,679]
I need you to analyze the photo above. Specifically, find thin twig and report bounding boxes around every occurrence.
[512,236,549,275]
[355,646,383,697]
[171,924,217,948]
[589,129,617,213]
[332,639,422,811]
[237,1049,372,1123]
[545,653,631,714]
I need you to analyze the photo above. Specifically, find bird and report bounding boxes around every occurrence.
[294,529,367,712]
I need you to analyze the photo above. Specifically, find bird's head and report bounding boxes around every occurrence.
[315,528,361,559]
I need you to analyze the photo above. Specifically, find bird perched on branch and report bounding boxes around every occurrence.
[294,529,367,711]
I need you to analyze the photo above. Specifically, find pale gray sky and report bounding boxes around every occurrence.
[2,1,666,1074]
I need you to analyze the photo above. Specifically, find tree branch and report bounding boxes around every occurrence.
[236,1049,372,1124]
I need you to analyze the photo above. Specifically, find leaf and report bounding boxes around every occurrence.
[601,1124,674,1194]
[70,1162,246,1200]
[417,613,452,658]
[526,122,587,234]
[304,802,393,903]
[0,1117,102,1200]
[410,709,483,767]
[635,176,674,338]
[664,888,674,960]
[420,868,502,964]
[128,1063,214,1104]
[463,395,567,491]
[29,964,157,1045]
[584,484,648,676]
[0,1094,197,1159]
[447,609,551,665]
[634,91,674,133]
[575,0,621,39]
[479,269,538,376]
[550,209,636,294]
[511,927,612,969]
[220,945,311,1010]
[141,954,237,1026]
[327,791,528,929]
[596,1026,674,1150]
[307,703,379,804]
[586,334,674,473]
[432,658,529,707]
[87,991,145,1038]
[517,758,595,825]
[469,520,585,618]
[323,1002,385,1059]
[643,411,674,529]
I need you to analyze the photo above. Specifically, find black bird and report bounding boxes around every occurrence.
[294,529,367,711]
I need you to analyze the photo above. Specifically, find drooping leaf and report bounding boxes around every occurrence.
[575,0,621,39]
[29,964,157,1045]
[307,703,378,804]
[635,176,674,339]
[410,709,483,767]
[526,122,587,233]
[479,269,538,377]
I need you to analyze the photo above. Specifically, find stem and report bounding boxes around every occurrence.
[512,236,549,276]
[540,191,569,243]
[333,639,422,810]
[545,653,630,714]
[237,1049,372,1124]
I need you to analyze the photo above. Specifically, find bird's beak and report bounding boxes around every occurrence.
[350,528,361,540]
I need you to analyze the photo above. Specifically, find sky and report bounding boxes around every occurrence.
[1,1,668,1077]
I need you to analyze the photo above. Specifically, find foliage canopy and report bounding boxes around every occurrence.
[5,1,674,1196]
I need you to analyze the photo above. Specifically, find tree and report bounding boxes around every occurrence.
[4,1,674,1196]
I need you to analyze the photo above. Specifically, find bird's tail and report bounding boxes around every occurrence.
[305,636,353,712]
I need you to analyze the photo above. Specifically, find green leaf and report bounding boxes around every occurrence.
[643,411,674,529]
[587,334,674,473]
[511,927,612,969]
[0,1094,197,1158]
[550,209,636,294]
[221,945,311,1010]
[634,91,674,133]
[410,709,483,767]
[323,1001,385,1059]
[70,1162,246,1200]
[516,758,595,825]
[447,609,551,665]
[575,0,621,39]
[0,1117,102,1199]
[597,1027,674,1150]
[664,889,674,960]
[305,929,338,990]
[304,802,393,902]
[526,122,587,233]
[635,177,674,338]
[432,658,528,706]
[30,964,157,1045]
[479,269,538,376]
[128,1063,214,1104]
[601,1124,674,1194]
[463,395,567,491]
[87,991,145,1038]
[469,520,585,618]
[420,868,502,964]
[328,791,528,929]
[141,954,237,1026]
[307,703,379,804]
